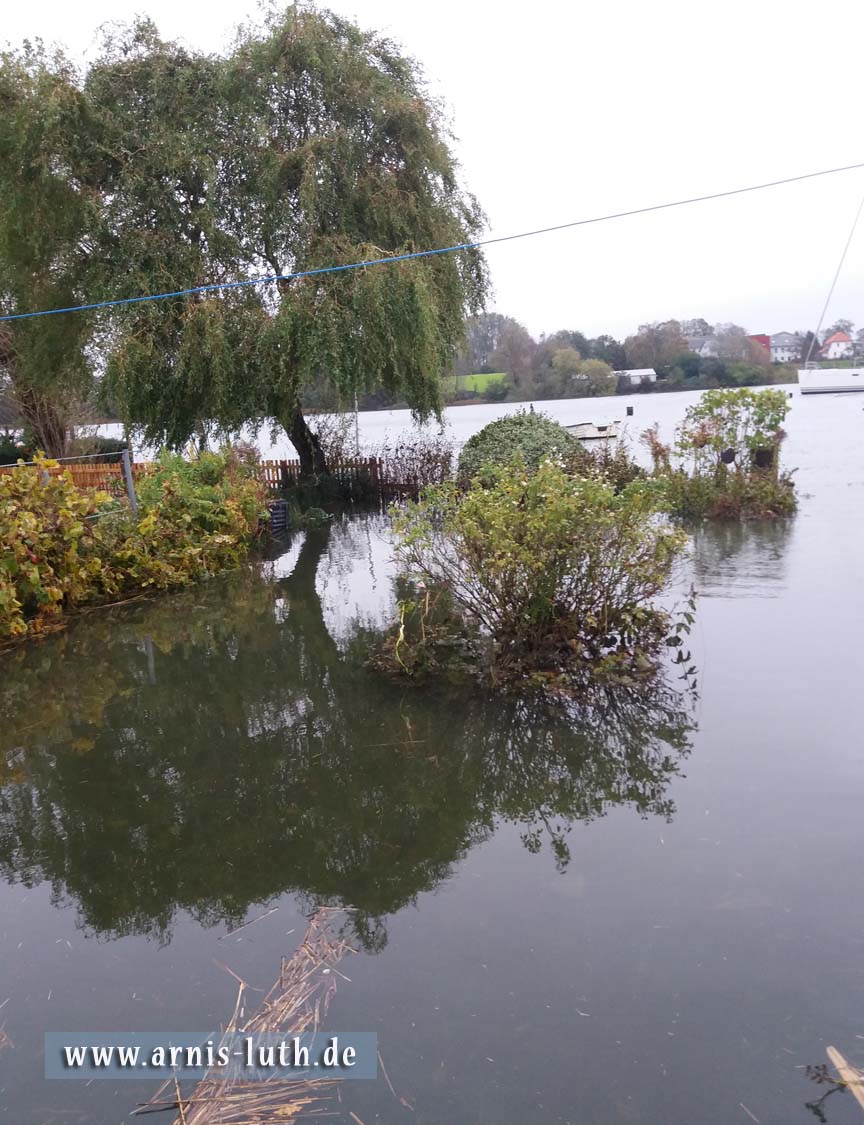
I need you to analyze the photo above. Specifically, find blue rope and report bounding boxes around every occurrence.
[2,160,864,323]
[0,243,478,323]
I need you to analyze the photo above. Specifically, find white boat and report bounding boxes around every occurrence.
[566,421,621,440]
[798,367,864,394]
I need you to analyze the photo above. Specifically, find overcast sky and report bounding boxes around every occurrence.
[6,0,864,340]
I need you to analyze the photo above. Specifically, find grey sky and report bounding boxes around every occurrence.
[6,0,863,340]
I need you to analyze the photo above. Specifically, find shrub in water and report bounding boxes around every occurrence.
[390,456,687,686]
[457,410,643,492]
[0,451,266,643]
[458,411,591,483]
[0,459,113,638]
[641,388,796,519]
[675,387,790,473]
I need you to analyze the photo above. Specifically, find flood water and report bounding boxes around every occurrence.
[2,389,863,1124]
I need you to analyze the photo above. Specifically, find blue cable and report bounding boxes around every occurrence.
[2,160,863,323]
[0,243,478,323]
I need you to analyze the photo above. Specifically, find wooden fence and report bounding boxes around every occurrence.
[0,456,416,497]
[257,456,384,494]
[0,459,154,498]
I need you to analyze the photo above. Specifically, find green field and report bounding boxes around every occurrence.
[444,372,508,393]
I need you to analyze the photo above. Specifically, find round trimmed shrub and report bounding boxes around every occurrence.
[458,411,590,482]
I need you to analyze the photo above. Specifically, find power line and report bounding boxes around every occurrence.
[2,160,864,324]
[803,187,864,364]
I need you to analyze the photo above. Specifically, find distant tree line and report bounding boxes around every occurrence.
[346,312,863,411]
[404,314,797,406]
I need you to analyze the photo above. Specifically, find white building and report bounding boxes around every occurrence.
[819,331,854,360]
[615,368,657,385]
[770,332,800,363]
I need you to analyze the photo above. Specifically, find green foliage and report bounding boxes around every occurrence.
[391,457,688,686]
[0,452,265,642]
[641,389,797,519]
[0,433,29,465]
[589,440,646,492]
[0,43,97,455]
[550,347,583,381]
[456,410,643,492]
[458,410,586,482]
[0,458,112,637]
[675,387,790,469]
[576,358,616,396]
[658,356,790,391]
[445,372,509,393]
[660,467,797,520]
[133,450,265,531]
[483,376,512,403]
[86,9,488,459]
[547,350,615,398]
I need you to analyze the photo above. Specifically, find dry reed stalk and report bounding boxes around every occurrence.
[137,908,355,1124]
[0,1026,12,1052]
[827,1046,864,1111]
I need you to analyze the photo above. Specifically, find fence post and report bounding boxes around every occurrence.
[121,450,138,514]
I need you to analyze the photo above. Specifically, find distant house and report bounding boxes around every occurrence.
[747,334,771,359]
[819,331,854,360]
[686,336,720,358]
[615,368,657,385]
[770,332,800,364]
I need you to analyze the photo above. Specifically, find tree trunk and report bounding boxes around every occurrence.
[15,385,70,459]
[2,331,69,457]
[284,403,328,479]
[279,525,340,665]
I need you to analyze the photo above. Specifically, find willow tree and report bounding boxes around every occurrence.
[83,21,258,451]
[96,8,488,474]
[0,44,97,456]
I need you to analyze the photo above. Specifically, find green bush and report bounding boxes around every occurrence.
[0,432,128,465]
[458,410,590,482]
[134,450,265,530]
[390,456,687,686]
[0,460,112,637]
[0,451,266,643]
[589,441,646,492]
[675,387,790,471]
[641,389,797,519]
[660,468,797,520]
[0,433,30,465]
[483,376,512,403]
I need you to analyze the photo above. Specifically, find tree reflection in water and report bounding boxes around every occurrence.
[0,519,696,949]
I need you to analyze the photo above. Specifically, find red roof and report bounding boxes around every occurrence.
[823,331,851,344]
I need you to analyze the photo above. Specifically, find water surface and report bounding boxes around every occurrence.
[2,389,863,1124]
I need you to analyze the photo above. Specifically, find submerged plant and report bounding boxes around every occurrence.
[641,388,797,520]
[389,456,688,689]
[457,410,590,483]
[368,427,456,497]
[675,387,790,472]
[0,451,266,643]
